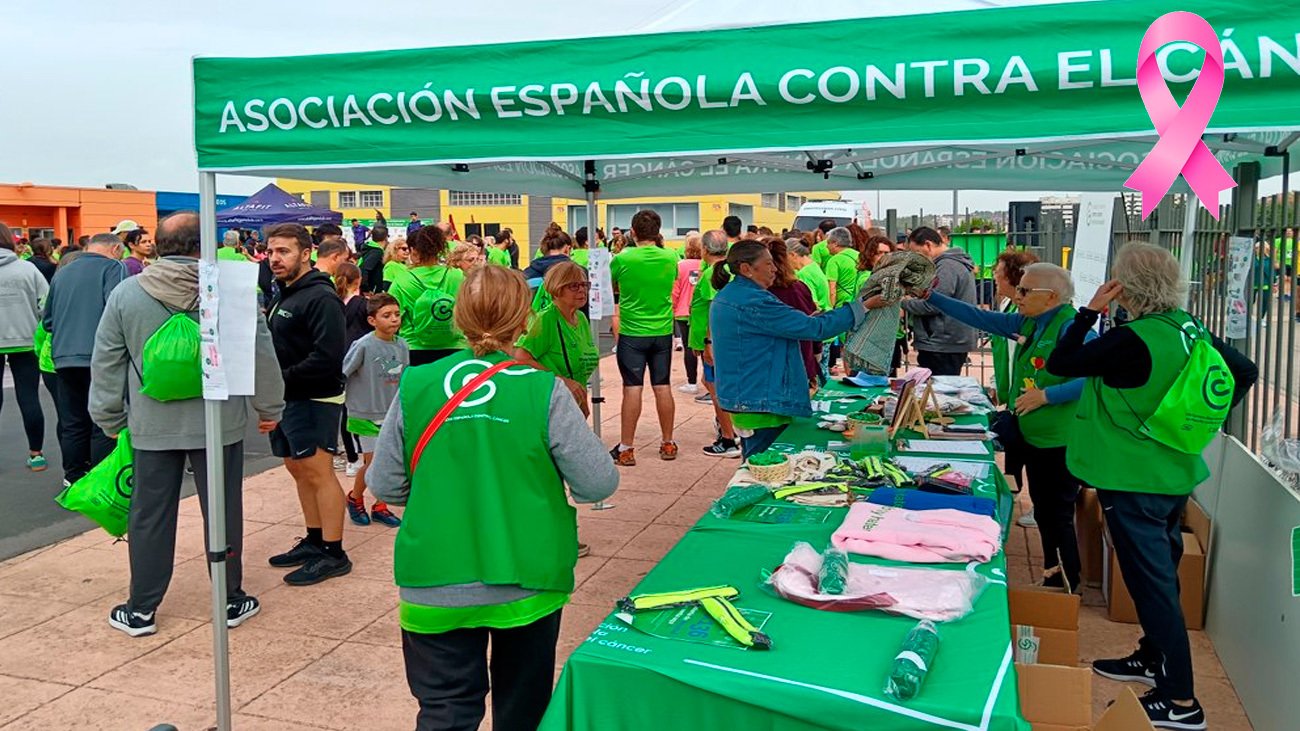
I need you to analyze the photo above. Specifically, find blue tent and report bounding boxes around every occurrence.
[215,183,342,227]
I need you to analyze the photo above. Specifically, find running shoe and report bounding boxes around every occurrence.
[371,502,402,527]
[1092,649,1159,686]
[268,537,322,568]
[332,456,347,472]
[577,542,591,558]
[227,596,261,628]
[1138,689,1206,730]
[676,383,700,394]
[345,460,362,477]
[702,438,741,458]
[284,553,353,586]
[610,445,637,466]
[694,392,713,404]
[659,441,679,461]
[26,454,47,472]
[108,604,157,638]
[1016,510,1038,528]
[346,494,371,526]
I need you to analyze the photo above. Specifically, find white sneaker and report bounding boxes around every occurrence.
[1016,510,1038,528]
[676,383,700,394]
[332,456,347,472]
[345,460,362,477]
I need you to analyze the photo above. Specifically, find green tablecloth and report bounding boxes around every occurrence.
[540,381,1030,731]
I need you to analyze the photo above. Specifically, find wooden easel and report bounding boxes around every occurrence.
[921,381,954,427]
[889,381,953,438]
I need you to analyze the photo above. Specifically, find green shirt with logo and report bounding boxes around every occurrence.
[516,306,600,385]
[611,245,678,337]
[389,265,465,350]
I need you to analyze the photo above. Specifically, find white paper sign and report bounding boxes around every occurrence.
[1070,193,1117,311]
[1224,236,1253,340]
[587,248,613,320]
[198,261,229,400]
[217,260,259,396]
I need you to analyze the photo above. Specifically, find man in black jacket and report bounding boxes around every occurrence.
[357,225,387,294]
[263,223,353,586]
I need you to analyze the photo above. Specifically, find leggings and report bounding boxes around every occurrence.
[339,406,361,463]
[674,319,698,385]
[1,351,45,452]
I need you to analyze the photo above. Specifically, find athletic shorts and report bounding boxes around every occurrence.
[616,334,672,387]
[270,400,342,460]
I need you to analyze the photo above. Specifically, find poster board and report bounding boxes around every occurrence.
[588,248,613,320]
[1070,193,1117,311]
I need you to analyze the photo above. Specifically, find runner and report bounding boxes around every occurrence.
[343,293,407,528]
[264,222,353,586]
[609,210,679,466]
[90,211,284,637]
[0,223,51,472]
[389,225,467,367]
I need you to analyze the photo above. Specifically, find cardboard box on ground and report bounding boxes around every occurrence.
[1102,498,1211,630]
[1076,488,1104,586]
[1009,586,1154,729]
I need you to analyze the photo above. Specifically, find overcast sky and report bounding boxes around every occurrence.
[1,0,1289,216]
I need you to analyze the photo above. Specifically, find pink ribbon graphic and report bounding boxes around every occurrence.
[1124,12,1236,220]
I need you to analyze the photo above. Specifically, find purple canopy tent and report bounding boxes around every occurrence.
[215,183,342,227]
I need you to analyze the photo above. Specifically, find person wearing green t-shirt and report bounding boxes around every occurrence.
[810,219,838,270]
[690,230,741,457]
[365,264,618,731]
[790,242,831,312]
[515,262,600,418]
[823,228,862,308]
[1046,243,1256,730]
[608,210,680,465]
[389,225,466,366]
[486,236,512,268]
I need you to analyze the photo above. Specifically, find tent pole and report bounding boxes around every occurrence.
[199,171,233,731]
[584,161,602,437]
[1179,193,1197,284]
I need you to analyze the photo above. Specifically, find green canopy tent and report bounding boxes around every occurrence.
[188,0,1300,727]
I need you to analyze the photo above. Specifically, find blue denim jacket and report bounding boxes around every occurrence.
[711,276,864,418]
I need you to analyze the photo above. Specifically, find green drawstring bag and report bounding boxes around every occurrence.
[33,322,55,374]
[140,312,203,402]
[56,430,135,537]
[1138,319,1235,455]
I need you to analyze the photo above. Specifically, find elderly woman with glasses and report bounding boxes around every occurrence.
[513,261,598,417]
[919,262,1094,592]
[1045,243,1256,729]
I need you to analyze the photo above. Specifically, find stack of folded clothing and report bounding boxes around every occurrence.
[831,502,999,563]
[864,487,997,519]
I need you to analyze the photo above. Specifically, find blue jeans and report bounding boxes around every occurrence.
[741,425,789,460]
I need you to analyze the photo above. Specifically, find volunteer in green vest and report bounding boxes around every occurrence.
[514,261,599,418]
[988,250,1039,514]
[367,264,618,731]
[922,262,1094,591]
[1047,243,1256,731]
[389,225,466,367]
[692,230,741,457]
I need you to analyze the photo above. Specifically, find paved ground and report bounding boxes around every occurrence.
[0,352,1253,730]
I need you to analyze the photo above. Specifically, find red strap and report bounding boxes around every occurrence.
[409,360,521,473]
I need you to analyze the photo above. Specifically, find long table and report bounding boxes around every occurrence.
[540,383,1031,731]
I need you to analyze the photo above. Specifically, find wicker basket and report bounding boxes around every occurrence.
[747,457,792,485]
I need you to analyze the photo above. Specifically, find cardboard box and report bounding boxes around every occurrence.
[1018,666,1156,731]
[1009,586,1081,667]
[1076,488,1104,586]
[1102,498,1211,630]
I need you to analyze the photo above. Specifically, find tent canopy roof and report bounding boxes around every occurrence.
[216,183,342,225]
[192,0,1300,196]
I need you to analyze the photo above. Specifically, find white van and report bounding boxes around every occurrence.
[791,201,858,232]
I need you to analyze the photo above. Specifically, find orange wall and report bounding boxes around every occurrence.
[0,184,156,241]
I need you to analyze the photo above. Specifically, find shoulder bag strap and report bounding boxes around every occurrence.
[556,319,575,380]
[409,359,521,473]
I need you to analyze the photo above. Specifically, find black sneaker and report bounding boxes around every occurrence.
[702,439,741,458]
[108,604,157,638]
[1092,649,1159,686]
[284,553,353,586]
[268,537,322,568]
[1138,689,1206,730]
[694,392,713,404]
[227,596,260,628]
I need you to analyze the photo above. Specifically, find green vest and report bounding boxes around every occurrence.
[394,351,578,593]
[1011,305,1078,448]
[1067,310,1210,495]
[990,302,1017,405]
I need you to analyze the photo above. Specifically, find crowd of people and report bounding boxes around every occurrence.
[0,203,1255,730]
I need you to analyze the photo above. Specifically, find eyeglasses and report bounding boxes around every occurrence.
[563,282,592,291]
[1015,286,1055,297]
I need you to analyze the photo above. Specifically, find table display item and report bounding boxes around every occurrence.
[616,602,773,650]
[762,542,988,621]
[618,585,772,650]
[864,487,997,519]
[788,450,838,482]
[884,620,942,701]
[746,450,792,485]
[711,484,772,519]
[831,502,1000,563]
[819,546,849,594]
[914,463,975,495]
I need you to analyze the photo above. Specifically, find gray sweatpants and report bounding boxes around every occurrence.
[127,442,246,614]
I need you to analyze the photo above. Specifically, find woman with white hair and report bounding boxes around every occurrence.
[919,261,1093,592]
[1047,242,1256,730]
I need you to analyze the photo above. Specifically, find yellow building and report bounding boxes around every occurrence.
[276,179,836,267]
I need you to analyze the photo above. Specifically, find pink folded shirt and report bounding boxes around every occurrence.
[831,502,1000,564]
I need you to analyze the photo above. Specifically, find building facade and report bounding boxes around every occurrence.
[0,183,156,243]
